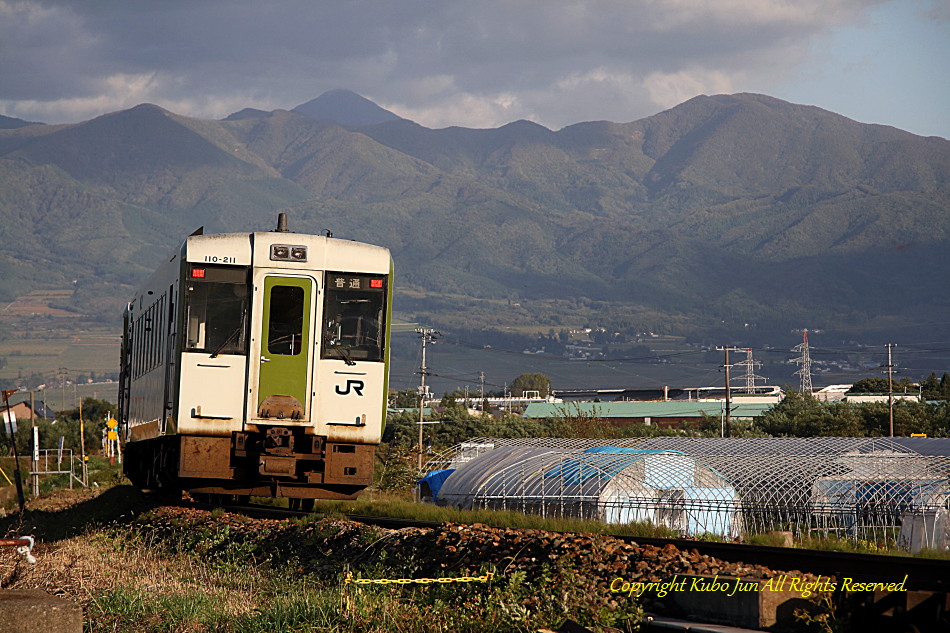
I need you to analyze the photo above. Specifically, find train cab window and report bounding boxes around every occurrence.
[184,265,249,355]
[321,273,387,362]
[267,285,304,355]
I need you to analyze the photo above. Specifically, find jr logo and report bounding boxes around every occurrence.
[335,379,365,396]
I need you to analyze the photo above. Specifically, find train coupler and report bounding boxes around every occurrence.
[259,455,297,477]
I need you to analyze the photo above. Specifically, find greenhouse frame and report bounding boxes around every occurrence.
[421,437,950,552]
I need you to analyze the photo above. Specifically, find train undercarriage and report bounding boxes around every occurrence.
[124,426,376,508]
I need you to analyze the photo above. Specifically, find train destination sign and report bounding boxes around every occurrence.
[329,274,385,292]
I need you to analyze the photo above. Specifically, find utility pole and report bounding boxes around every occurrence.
[793,330,813,395]
[884,343,897,437]
[2,389,26,513]
[415,328,439,469]
[717,346,740,438]
[478,371,486,413]
[79,395,87,486]
[58,367,68,412]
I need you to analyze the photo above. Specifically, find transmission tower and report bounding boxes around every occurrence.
[734,348,765,393]
[792,330,813,394]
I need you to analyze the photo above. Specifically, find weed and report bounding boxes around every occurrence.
[793,591,854,633]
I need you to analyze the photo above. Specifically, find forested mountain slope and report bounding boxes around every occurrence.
[1,92,946,338]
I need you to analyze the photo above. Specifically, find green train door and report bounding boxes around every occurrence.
[257,276,314,421]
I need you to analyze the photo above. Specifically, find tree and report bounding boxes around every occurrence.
[549,404,615,438]
[755,388,948,437]
[921,372,950,401]
[848,377,889,394]
[510,372,552,398]
[389,388,419,408]
[849,376,914,394]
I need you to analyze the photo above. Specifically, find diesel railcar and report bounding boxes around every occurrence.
[119,215,392,506]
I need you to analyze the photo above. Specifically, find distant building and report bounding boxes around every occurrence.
[844,393,920,403]
[814,385,852,402]
[0,399,56,422]
[555,386,782,404]
[523,400,772,427]
[814,384,921,403]
[555,387,686,402]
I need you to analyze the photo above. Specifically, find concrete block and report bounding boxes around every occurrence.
[767,531,794,548]
[0,589,83,633]
[663,575,814,630]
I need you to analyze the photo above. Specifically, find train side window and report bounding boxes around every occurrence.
[267,286,304,355]
[321,273,387,362]
[183,266,249,355]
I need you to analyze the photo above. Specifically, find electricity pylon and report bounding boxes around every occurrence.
[792,330,813,394]
[734,348,765,393]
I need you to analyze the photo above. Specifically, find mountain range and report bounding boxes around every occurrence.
[1,89,947,343]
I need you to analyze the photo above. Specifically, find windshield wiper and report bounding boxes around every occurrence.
[210,326,244,358]
[330,344,357,366]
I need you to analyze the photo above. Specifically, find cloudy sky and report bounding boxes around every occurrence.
[1,0,947,137]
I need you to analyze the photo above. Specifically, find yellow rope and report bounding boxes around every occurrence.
[344,571,494,585]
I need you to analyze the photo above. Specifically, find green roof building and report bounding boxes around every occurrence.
[522,400,773,426]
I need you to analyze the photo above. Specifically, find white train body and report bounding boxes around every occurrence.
[120,219,392,501]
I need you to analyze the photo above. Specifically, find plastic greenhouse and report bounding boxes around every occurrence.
[421,437,950,551]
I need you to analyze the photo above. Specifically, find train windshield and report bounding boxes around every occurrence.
[322,272,387,363]
[183,265,249,355]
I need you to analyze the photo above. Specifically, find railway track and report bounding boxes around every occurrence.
[192,500,950,593]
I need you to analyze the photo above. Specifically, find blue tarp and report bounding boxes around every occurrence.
[417,469,455,502]
[543,447,685,485]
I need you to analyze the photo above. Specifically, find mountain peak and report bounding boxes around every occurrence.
[222,107,271,121]
[292,89,402,126]
[0,114,44,129]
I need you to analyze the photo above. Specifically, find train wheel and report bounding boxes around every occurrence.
[288,498,301,511]
[192,492,213,505]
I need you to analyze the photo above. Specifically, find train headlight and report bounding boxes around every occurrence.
[270,244,308,262]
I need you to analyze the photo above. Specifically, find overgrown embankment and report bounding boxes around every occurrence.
[1,486,836,632]
[4,498,816,632]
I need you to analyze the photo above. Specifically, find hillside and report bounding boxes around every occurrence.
[1,91,947,347]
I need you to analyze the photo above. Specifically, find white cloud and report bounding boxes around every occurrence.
[644,69,740,110]
[389,90,525,130]
[1,73,160,122]
[1,0,938,136]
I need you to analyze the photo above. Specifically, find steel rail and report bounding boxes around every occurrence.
[343,514,950,593]
[196,503,950,593]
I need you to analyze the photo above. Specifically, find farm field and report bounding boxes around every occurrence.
[389,334,719,394]
[1,288,904,402]
[0,289,121,397]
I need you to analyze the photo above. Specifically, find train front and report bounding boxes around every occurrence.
[175,226,392,502]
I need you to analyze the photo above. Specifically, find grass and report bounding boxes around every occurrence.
[303,491,950,560]
[291,491,681,540]
[0,508,642,633]
[3,478,946,632]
